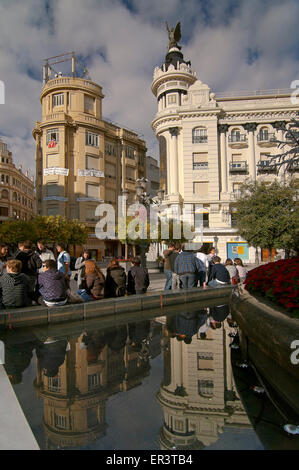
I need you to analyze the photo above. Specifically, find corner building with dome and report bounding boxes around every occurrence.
[151,30,299,263]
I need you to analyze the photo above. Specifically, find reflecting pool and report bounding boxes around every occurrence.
[0,302,298,450]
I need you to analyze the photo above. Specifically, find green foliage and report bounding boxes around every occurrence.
[0,216,89,246]
[235,179,299,253]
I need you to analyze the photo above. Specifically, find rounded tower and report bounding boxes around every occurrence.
[151,24,197,203]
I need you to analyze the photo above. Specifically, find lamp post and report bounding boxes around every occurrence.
[121,189,129,260]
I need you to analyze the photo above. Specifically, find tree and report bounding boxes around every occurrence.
[235,179,299,258]
[0,216,89,246]
[269,115,299,172]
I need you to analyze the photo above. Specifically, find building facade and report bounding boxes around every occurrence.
[0,138,35,223]
[151,40,299,263]
[33,72,146,258]
[146,156,160,198]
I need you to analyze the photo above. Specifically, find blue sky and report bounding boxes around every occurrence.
[0,0,298,174]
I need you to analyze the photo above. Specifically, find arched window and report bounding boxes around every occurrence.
[230,128,241,142]
[1,190,9,200]
[198,379,214,397]
[258,126,269,141]
[192,127,208,144]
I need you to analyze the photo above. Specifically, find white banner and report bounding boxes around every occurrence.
[78,169,104,178]
[44,167,69,176]
[43,196,68,201]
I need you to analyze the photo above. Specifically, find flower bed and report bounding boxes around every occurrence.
[244,258,299,316]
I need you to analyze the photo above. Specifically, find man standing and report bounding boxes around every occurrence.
[174,244,205,289]
[56,243,71,281]
[36,240,55,273]
[15,240,42,294]
[163,243,175,290]
[170,244,181,290]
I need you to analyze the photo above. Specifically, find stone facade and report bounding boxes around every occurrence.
[151,47,299,263]
[0,138,35,223]
[33,76,146,258]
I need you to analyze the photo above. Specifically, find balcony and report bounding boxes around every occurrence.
[228,134,248,149]
[193,162,208,170]
[230,190,242,200]
[229,161,248,173]
[257,132,276,147]
[257,160,277,173]
[192,136,208,144]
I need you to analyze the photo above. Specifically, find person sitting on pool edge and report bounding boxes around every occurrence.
[37,259,68,307]
[0,259,32,308]
[127,256,150,295]
[207,256,230,287]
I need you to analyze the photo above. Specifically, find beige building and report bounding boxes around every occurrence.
[33,61,146,258]
[151,40,299,263]
[0,138,35,223]
[158,309,252,450]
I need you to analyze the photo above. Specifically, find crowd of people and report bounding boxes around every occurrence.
[0,241,150,310]
[163,243,247,290]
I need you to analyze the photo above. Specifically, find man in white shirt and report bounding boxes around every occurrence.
[196,245,209,286]
[36,240,55,273]
[56,243,71,279]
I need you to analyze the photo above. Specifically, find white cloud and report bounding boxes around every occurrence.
[0,0,298,175]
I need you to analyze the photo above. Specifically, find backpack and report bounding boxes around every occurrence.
[231,274,240,285]
[28,252,42,274]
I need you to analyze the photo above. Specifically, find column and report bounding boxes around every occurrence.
[218,124,229,194]
[169,127,179,195]
[243,123,257,180]
[273,121,287,179]
[121,140,126,192]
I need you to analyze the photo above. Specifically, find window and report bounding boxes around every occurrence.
[46,153,60,167]
[126,167,135,181]
[168,94,177,105]
[54,414,67,429]
[46,128,59,145]
[86,183,100,198]
[192,128,208,144]
[0,207,8,216]
[233,183,242,193]
[197,352,214,370]
[198,379,214,397]
[46,183,59,197]
[1,175,4,182]
[174,420,184,432]
[126,146,135,159]
[1,190,9,199]
[105,162,116,178]
[86,155,99,170]
[5,176,9,184]
[106,189,116,203]
[193,181,208,196]
[259,127,269,140]
[47,207,59,216]
[85,131,99,147]
[86,207,96,221]
[52,93,64,107]
[105,142,116,156]
[48,376,61,392]
[194,212,209,228]
[88,373,100,390]
[193,152,208,169]
[138,154,144,165]
[84,94,95,114]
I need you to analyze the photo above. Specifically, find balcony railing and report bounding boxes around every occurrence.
[228,134,247,143]
[229,161,248,172]
[257,160,277,172]
[257,132,276,142]
[192,136,208,144]
[193,162,208,170]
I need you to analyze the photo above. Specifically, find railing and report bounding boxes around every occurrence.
[229,161,248,172]
[192,136,208,144]
[193,162,208,170]
[257,161,277,172]
[228,134,247,143]
[216,88,292,99]
[257,132,276,142]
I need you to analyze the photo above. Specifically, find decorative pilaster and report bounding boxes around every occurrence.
[218,124,229,194]
[243,123,257,180]
[169,127,179,195]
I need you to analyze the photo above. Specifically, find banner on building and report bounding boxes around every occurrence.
[77,197,104,202]
[44,167,69,176]
[43,196,68,201]
[78,169,104,178]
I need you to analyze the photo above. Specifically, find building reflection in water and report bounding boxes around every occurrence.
[157,305,252,450]
[33,320,156,449]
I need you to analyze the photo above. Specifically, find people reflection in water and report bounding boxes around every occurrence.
[210,304,230,329]
[4,340,36,384]
[81,331,107,364]
[36,338,69,377]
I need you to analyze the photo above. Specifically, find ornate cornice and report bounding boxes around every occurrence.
[218,124,229,133]
[169,127,179,137]
[218,110,298,123]
[242,122,258,132]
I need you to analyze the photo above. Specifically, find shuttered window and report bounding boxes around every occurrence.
[86,184,100,198]
[193,182,208,196]
[46,183,59,196]
[86,155,99,170]
[105,163,116,177]
[126,167,135,181]
[106,189,116,203]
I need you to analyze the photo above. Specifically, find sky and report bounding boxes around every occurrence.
[0,0,298,177]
